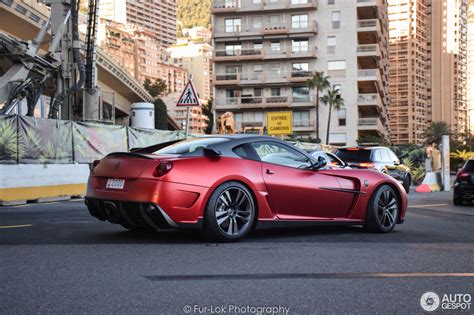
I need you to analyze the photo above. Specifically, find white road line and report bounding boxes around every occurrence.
[409,203,449,208]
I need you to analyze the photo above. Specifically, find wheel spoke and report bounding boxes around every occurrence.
[386,211,395,225]
[386,198,397,208]
[219,195,230,207]
[236,213,250,221]
[227,218,234,235]
[232,218,239,235]
[235,190,244,207]
[224,190,233,205]
[217,215,229,226]
[215,210,228,218]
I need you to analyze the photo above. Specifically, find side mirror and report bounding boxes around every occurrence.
[312,156,327,170]
[202,148,222,157]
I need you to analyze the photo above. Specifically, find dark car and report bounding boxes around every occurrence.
[453,159,474,206]
[309,151,349,168]
[335,146,411,193]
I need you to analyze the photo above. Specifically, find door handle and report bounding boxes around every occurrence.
[266,169,274,175]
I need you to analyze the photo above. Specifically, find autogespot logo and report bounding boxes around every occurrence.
[420,292,441,312]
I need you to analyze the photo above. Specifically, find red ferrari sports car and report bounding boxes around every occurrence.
[85,135,407,241]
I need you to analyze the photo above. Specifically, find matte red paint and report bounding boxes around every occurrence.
[87,154,408,225]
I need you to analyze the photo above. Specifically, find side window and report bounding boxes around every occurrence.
[232,144,259,161]
[251,142,311,169]
[373,150,383,162]
[388,150,399,163]
[380,150,391,162]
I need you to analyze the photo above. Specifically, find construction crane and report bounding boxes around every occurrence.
[0,0,101,121]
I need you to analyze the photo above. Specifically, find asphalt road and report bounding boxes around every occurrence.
[0,192,473,314]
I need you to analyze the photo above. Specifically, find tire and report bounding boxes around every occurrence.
[203,181,256,242]
[453,196,463,206]
[403,175,411,194]
[363,185,400,233]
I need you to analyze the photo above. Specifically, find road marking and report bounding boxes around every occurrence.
[409,203,449,208]
[0,224,32,229]
[144,272,474,282]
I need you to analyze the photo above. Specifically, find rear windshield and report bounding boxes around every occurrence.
[155,138,228,155]
[335,149,372,162]
[463,160,474,172]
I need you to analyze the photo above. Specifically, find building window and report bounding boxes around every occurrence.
[291,14,308,29]
[292,39,309,53]
[252,16,262,29]
[291,63,309,77]
[253,42,263,51]
[254,88,263,97]
[293,111,310,127]
[292,87,310,102]
[327,36,336,53]
[270,41,281,52]
[331,11,341,29]
[328,0,335,4]
[225,18,241,32]
[225,43,242,56]
[337,108,346,126]
[328,60,346,71]
[254,64,263,72]
[291,0,308,3]
[333,84,341,93]
[271,88,281,96]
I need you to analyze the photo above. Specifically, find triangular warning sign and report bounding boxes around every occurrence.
[176,80,200,107]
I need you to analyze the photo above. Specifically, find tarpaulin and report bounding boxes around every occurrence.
[127,127,182,151]
[18,116,73,164]
[0,115,18,164]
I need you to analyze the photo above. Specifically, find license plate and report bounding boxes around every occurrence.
[106,179,125,190]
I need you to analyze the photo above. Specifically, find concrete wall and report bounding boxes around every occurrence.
[0,164,89,205]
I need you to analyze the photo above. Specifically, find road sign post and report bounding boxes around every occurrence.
[176,79,200,138]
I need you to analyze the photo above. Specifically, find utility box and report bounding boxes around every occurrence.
[131,102,155,129]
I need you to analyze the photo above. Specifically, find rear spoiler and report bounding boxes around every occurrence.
[130,139,183,154]
[105,152,154,159]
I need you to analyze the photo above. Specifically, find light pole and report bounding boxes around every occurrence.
[469,108,474,152]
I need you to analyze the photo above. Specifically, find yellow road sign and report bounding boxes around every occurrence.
[267,111,293,135]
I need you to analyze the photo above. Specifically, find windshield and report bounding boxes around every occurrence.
[335,149,372,163]
[154,138,228,155]
[464,160,474,172]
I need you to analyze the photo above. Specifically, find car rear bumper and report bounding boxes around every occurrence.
[454,183,474,200]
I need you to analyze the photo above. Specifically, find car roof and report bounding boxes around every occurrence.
[337,146,387,150]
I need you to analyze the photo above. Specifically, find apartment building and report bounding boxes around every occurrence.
[211,0,390,145]
[468,0,474,131]
[429,0,469,135]
[388,0,430,145]
[96,18,187,95]
[168,39,213,101]
[162,94,210,134]
[98,0,177,47]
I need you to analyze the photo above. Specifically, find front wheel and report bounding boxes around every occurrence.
[203,181,256,242]
[403,175,411,194]
[364,185,400,233]
[453,196,463,206]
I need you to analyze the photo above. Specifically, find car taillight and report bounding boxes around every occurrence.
[153,161,173,177]
[457,171,469,180]
[359,162,374,169]
[90,160,101,172]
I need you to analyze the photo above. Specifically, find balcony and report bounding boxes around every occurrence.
[357,69,381,82]
[356,44,381,58]
[214,70,310,86]
[264,45,317,59]
[293,119,315,131]
[289,70,312,83]
[358,117,384,133]
[212,0,317,13]
[356,0,382,7]
[215,95,315,109]
[357,19,381,33]
[214,73,240,85]
[214,21,317,38]
[357,93,383,111]
[213,48,263,61]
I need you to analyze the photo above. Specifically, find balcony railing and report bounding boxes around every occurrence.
[214,21,317,37]
[212,0,317,13]
[293,119,314,128]
[358,118,379,126]
[214,70,313,85]
[357,19,380,33]
[215,95,314,108]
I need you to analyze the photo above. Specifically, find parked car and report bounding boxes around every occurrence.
[453,159,474,206]
[309,151,349,168]
[85,135,407,242]
[335,146,411,193]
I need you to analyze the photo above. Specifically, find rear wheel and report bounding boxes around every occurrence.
[364,185,399,233]
[203,181,256,242]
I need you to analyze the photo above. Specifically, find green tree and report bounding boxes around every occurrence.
[307,71,330,143]
[423,121,451,145]
[143,78,167,99]
[357,135,389,146]
[177,0,212,29]
[154,98,168,130]
[202,98,214,134]
[320,88,344,145]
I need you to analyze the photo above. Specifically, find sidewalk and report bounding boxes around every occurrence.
[408,190,473,216]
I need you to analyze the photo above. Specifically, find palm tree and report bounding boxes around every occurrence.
[450,150,474,161]
[307,71,330,143]
[320,88,344,145]
[423,121,451,145]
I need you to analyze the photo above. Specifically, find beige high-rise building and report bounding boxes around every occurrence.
[468,0,474,133]
[387,0,430,145]
[429,0,469,135]
[211,0,390,145]
[98,0,177,47]
[168,40,213,101]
